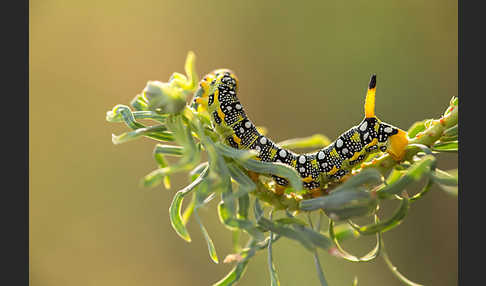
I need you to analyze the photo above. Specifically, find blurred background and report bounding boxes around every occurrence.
[30,0,457,285]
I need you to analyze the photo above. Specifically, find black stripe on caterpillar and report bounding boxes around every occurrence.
[191,70,409,196]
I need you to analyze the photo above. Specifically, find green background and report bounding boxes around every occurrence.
[30,0,457,285]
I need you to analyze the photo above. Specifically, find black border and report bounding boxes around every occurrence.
[3,0,29,284]
[459,1,484,285]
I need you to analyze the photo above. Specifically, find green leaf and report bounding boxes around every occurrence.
[232,230,241,253]
[331,168,383,193]
[195,178,214,207]
[154,144,184,156]
[254,198,264,221]
[227,163,257,200]
[238,194,250,220]
[348,197,410,235]
[294,225,333,250]
[189,162,210,181]
[212,245,256,286]
[331,223,360,242]
[329,217,381,262]
[152,148,171,189]
[221,176,237,218]
[237,159,303,191]
[194,212,219,264]
[182,193,196,225]
[443,125,458,137]
[386,168,405,185]
[381,236,424,286]
[214,142,258,161]
[143,118,201,187]
[274,217,307,226]
[430,169,458,196]
[169,192,192,242]
[218,202,264,240]
[313,251,329,286]
[130,94,149,111]
[300,188,376,221]
[409,179,434,202]
[407,120,428,138]
[106,106,167,124]
[406,143,433,155]
[257,217,316,252]
[432,141,458,152]
[267,212,280,286]
[112,125,173,145]
[377,155,436,198]
[168,166,209,242]
[277,134,332,150]
[106,104,145,129]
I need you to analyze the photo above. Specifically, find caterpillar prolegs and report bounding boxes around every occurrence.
[191,70,409,196]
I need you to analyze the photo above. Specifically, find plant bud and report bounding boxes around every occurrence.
[142,80,187,114]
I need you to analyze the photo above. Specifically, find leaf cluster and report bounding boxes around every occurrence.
[106,52,458,286]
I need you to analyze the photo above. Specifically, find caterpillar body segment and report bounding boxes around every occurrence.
[192,71,408,194]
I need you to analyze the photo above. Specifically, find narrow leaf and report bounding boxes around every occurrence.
[257,217,315,252]
[313,251,329,286]
[429,168,458,194]
[169,192,192,242]
[407,120,428,138]
[300,188,376,221]
[332,168,383,193]
[378,155,436,198]
[329,217,381,262]
[381,236,424,286]
[348,197,410,235]
[236,159,303,191]
[212,246,256,286]
[154,144,184,156]
[267,212,280,286]
[168,166,209,242]
[195,212,219,264]
[277,134,332,150]
[442,125,458,137]
[432,141,458,152]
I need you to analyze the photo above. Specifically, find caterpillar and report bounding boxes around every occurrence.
[191,70,409,196]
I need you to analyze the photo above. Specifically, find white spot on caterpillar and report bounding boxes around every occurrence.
[235,104,242,110]
[359,121,368,131]
[239,127,245,134]
[318,151,325,160]
[245,121,252,128]
[226,106,232,111]
[342,148,349,154]
[384,127,393,133]
[364,132,369,140]
[299,167,306,173]
[254,146,261,153]
[299,156,306,164]
[336,139,343,148]
[260,137,267,145]
[321,162,328,168]
[279,149,287,157]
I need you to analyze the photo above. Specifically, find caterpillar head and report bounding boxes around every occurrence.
[386,128,408,161]
[210,69,239,91]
